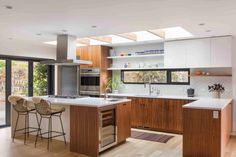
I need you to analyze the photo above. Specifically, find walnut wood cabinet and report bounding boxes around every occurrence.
[76,45,111,69]
[76,45,112,93]
[116,102,131,143]
[129,97,192,133]
[70,101,131,157]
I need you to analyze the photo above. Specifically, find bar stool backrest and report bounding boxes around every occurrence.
[8,95,28,112]
[32,97,51,115]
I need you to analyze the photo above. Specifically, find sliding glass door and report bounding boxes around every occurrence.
[33,62,48,96]
[0,56,54,127]
[0,60,6,126]
[11,61,28,96]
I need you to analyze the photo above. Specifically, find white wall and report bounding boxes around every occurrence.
[232,36,236,132]
[0,41,56,59]
[114,70,232,98]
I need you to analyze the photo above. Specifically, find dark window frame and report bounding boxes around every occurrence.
[121,68,190,85]
[0,55,54,128]
[168,69,190,85]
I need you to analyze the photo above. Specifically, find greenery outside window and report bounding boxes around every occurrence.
[33,63,48,96]
[121,69,190,85]
[170,69,189,84]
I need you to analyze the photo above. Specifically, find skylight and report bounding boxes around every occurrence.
[44,27,193,46]
[160,27,193,39]
[89,39,109,45]
[44,41,57,45]
[109,35,133,44]
[133,31,162,41]
[44,41,86,47]
[76,43,86,47]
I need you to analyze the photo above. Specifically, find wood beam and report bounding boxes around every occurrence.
[148,30,165,39]
[117,33,137,41]
[90,36,112,43]
[77,38,90,45]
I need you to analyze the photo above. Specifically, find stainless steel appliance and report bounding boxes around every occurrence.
[80,68,100,96]
[41,34,92,96]
[41,34,92,66]
[99,108,117,152]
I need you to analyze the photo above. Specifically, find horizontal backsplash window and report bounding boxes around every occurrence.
[121,69,190,85]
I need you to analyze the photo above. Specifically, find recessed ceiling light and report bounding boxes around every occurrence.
[36,33,42,36]
[133,31,162,41]
[160,27,193,39]
[8,37,13,40]
[199,23,205,26]
[109,35,133,44]
[44,41,57,45]
[91,25,97,28]
[5,5,13,10]
[206,30,211,32]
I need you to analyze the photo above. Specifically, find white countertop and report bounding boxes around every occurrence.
[182,98,232,110]
[103,93,198,100]
[102,93,232,110]
[26,96,131,108]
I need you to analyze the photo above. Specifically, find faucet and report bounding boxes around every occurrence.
[144,81,161,96]
[104,88,111,100]
[144,81,154,95]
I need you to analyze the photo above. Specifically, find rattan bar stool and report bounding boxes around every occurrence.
[8,95,41,144]
[32,97,66,150]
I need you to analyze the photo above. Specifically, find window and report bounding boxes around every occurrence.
[170,69,189,84]
[33,62,48,96]
[121,69,190,85]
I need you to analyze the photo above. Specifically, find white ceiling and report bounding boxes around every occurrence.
[0,0,236,51]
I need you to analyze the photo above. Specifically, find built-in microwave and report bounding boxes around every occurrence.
[79,68,100,96]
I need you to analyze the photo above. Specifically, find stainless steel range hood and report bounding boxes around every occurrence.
[41,34,92,65]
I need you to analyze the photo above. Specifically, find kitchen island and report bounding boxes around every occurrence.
[11,96,131,157]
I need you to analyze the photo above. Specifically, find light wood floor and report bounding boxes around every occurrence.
[0,127,236,157]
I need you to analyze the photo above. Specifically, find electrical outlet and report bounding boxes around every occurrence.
[213,111,219,119]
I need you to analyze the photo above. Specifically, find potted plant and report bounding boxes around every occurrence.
[106,75,121,94]
[208,83,225,98]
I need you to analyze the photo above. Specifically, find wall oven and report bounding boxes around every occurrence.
[79,68,100,96]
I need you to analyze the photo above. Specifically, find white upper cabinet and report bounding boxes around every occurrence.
[186,38,211,68]
[210,36,232,67]
[164,36,232,68]
[164,41,187,68]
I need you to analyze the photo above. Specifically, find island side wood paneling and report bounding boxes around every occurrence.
[70,106,99,157]
[183,103,232,157]
[221,103,232,157]
[116,102,131,143]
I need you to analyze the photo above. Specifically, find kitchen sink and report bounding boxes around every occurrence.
[106,98,121,102]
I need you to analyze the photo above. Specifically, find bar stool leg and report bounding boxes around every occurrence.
[50,117,52,142]
[13,113,19,142]
[59,113,66,145]
[47,116,52,150]
[34,112,42,140]
[24,114,27,144]
[27,113,30,138]
[35,116,42,148]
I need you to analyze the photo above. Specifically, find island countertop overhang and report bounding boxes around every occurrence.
[25,96,131,108]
